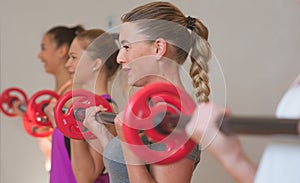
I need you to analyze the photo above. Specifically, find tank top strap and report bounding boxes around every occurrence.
[100,94,119,112]
[101,94,112,101]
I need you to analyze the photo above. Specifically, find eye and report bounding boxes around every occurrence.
[122,45,130,50]
[68,55,77,60]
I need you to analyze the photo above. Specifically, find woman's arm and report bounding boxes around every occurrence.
[83,106,115,148]
[70,139,105,183]
[115,113,195,183]
[71,106,116,183]
[150,158,195,183]
[124,160,195,183]
[186,103,257,183]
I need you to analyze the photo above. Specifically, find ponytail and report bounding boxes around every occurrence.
[47,25,85,48]
[188,18,211,103]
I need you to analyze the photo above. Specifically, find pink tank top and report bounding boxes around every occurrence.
[50,129,109,183]
[50,80,76,183]
[50,128,77,183]
[50,81,110,183]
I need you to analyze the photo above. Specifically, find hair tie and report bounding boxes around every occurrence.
[71,27,79,36]
[186,16,196,30]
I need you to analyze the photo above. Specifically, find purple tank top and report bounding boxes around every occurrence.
[94,173,109,183]
[94,94,112,183]
[50,128,77,183]
[50,94,113,183]
[50,128,110,183]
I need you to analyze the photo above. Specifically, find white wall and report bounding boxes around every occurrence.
[1,0,300,182]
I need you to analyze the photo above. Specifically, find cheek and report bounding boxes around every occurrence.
[123,52,133,63]
[126,48,143,63]
[42,51,50,60]
[78,64,93,79]
[76,66,84,76]
[77,60,89,71]
[46,52,57,63]
[72,61,79,70]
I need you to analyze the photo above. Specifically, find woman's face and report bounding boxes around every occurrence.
[117,23,159,87]
[37,34,63,74]
[65,38,96,85]
[65,38,84,79]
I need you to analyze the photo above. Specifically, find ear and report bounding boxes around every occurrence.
[92,58,104,72]
[58,44,69,59]
[154,38,167,60]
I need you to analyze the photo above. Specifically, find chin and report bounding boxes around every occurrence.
[127,81,135,87]
[130,79,147,87]
[44,68,52,74]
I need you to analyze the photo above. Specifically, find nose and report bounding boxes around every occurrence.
[37,51,42,60]
[117,49,126,64]
[65,57,72,69]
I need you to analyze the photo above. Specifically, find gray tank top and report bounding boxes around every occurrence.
[103,137,129,183]
[103,137,200,183]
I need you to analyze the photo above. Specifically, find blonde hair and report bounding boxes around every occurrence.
[121,2,211,103]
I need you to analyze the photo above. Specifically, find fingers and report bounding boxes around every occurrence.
[98,105,108,112]
[12,100,22,107]
[11,100,25,116]
[84,105,112,128]
[185,102,227,146]
[83,106,100,127]
[85,105,108,119]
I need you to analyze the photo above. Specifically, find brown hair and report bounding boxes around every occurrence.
[47,25,85,48]
[76,29,120,79]
[121,2,211,102]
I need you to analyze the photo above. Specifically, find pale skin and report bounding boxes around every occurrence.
[80,21,268,183]
[11,33,71,171]
[65,37,117,183]
[39,33,72,171]
[12,33,71,117]
[114,22,196,183]
[185,102,300,183]
[185,103,257,183]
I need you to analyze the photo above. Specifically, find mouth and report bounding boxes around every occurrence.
[69,71,75,78]
[43,63,47,69]
[122,67,131,76]
[40,60,47,67]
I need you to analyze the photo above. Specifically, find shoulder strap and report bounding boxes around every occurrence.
[101,94,119,113]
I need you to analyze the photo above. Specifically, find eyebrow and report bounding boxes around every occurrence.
[68,51,78,56]
[120,40,130,45]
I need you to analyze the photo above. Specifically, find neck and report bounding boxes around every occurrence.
[53,66,71,92]
[155,59,184,89]
[78,70,109,96]
[95,76,109,95]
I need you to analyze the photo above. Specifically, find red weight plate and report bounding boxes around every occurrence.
[122,82,196,164]
[23,111,54,137]
[24,90,59,137]
[0,87,28,117]
[55,89,112,140]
